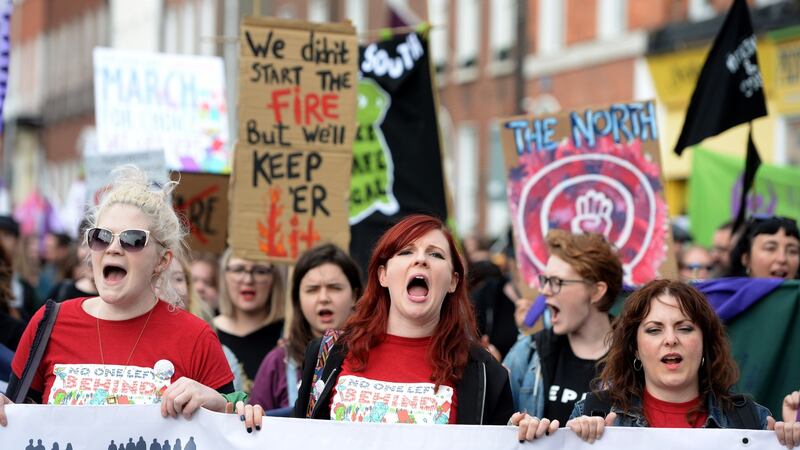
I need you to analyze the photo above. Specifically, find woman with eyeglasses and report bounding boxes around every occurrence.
[504,229,623,433]
[726,216,799,280]
[213,249,286,393]
[0,166,247,429]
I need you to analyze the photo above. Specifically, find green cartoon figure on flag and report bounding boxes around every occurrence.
[349,78,399,224]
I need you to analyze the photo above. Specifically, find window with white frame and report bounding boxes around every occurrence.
[537,0,563,54]
[688,0,715,22]
[181,1,196,54]
[597,0,626,40]
[428,0,448,72]
[490,0,515,62]
[308,0,330,23]
[456,0,480,68]
[456,123,479,236]
[487,124,509,238]
[345,0,368,34]
[785,116,800,166]
[199,0,216,56]
[163,7,178,53]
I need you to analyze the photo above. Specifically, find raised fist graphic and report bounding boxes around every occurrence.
[570,189,613,237]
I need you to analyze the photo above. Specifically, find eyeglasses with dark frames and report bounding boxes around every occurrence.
[537,274,590,294]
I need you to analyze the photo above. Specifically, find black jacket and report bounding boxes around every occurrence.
[293,337,514,425]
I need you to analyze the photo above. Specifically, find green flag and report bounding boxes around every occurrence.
[688,147,800,247]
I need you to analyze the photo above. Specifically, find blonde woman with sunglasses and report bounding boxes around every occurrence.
[0,166,253,430]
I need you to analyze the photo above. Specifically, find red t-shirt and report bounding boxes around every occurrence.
[643,388,708,428]
[330,334,457,424]
[12,297,233,405]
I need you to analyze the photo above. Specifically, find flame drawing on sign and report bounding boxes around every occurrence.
[258,188,288,257]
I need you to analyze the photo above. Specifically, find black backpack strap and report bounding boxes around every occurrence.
[10,299,61,403]
[583,391,613,418]
[726,394,762,430]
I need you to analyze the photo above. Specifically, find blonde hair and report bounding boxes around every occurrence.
[86,165,188,307]
[217,247,285,325]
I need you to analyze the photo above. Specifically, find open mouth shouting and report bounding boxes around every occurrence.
[770,269,789,279]
[318,308,334,324]
[546,302,561,323]
[102,263,128,285]
[240,288,257,301]
[661,352,683,370]
[406,275,430,302]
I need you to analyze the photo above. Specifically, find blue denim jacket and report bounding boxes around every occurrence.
[570,391,772,429]
[502,334,544,416]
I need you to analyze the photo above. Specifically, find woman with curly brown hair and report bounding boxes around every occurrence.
[516,279,800,447]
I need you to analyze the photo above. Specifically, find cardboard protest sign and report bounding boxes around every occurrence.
[501,101,672,286]
[93,48,230,173]
[229,17,357,263]
[84,149,167,206]
[173,172,229,254]
[347,32,450,273]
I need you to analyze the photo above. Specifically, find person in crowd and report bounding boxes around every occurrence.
[35,232,74,302]
[0,243,25,351]
[292,214,513,425]
[47,220,98,303]
[0,166,249,429]
[213,249,286,392]
[190,252,220,313]
[0,215,38,321]
[162,254,244,392]
[727,216,799,279]
[710,221,734,276]
[249,244,362,412]
[504,230,623,425]
[513,279,800,447]
[677,245,714,282]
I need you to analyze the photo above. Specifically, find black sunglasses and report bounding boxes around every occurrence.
[85,227,164,253]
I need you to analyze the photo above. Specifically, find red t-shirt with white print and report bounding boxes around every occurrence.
[330,334,458,424]
[12,297,233,405]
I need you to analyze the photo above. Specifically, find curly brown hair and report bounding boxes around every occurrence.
[546,230,623,312]
[599,279,739,418]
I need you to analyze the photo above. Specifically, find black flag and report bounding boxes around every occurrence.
[349,32,449,273]
[732,125,762,233]
[673,0,767,156]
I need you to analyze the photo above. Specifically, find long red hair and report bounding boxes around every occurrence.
[342,214,478,386]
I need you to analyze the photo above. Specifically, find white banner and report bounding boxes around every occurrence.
[93,48,230,174]
[0,405,784,450]
[83,149,167,206]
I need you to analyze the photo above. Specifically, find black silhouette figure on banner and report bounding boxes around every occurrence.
[163,440,171,450]
[65,445,73,450]
[149,438,161,450]
[50,443,58,450]
[185,437,196,450]
[126,437,136,450]
[25,439,34,450]
[136,436,147,450]
[118,443,124,450]
[35,439,45,450]
[108,440,117,450]
[174,438,182,450]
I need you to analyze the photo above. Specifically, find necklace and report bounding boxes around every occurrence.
[96,300,157,404]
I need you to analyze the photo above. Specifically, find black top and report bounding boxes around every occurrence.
[294,337,515,425]
[217,320,284,386]
[47,280,96,304]
[543,342,600,424]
